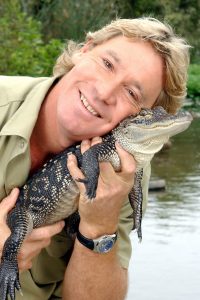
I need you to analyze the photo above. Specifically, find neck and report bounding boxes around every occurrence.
[30,121,53,173]
[30,84,72,172]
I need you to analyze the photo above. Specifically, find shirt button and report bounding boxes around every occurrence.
[19,140,25,148]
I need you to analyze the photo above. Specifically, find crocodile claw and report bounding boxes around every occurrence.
[76,177,97,199]
[0,259,21,300]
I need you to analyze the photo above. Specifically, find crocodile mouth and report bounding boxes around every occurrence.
[80,92,100,117]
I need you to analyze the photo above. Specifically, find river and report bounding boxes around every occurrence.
[126,117,200,300]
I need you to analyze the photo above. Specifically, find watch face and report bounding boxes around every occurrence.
[96,236,115,253]
[98,239,114,253]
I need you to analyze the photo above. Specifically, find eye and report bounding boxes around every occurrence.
[125,87,142,109]
[102,58,113,71]
[127,88,137,100]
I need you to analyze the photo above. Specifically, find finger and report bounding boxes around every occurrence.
[25,221,65,242]
[18,237,50,263]
[80,140,91,154]
[99,161,117,181]
[0,188,19,218]
[67,153,86,189]
[98,144,136,184]
[115,143,136,175]
[19,260,33,272]
[18,244,41,264]
[80,137,102,154]
[90,136,102,146]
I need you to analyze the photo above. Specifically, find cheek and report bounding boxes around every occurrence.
[56,93,75,126]
[116,101,140,121]
[57,102,68,128]
[73,56,102,79]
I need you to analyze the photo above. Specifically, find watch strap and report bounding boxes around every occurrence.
[76,230,94,250]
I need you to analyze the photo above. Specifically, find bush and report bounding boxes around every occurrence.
[0,0,63,76]
[187,64,200,108]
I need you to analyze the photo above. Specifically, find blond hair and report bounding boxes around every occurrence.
[53,17,190,113]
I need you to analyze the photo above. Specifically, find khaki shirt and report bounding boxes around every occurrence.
[0,75,150,299]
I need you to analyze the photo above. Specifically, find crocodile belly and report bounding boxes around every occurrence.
[45,181,80,225]
[27,178,80,228]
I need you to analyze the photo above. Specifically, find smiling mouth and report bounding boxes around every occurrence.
[80,92,100,117]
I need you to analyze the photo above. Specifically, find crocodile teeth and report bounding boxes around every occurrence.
[80,93,99,116]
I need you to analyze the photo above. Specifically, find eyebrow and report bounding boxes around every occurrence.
[105,50,121,64]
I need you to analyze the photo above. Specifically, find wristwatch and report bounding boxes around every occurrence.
[77,230,117,253]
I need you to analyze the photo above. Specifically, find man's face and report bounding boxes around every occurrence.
[55,36,164,146]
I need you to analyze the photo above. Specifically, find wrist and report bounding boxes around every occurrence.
[79,221,118,239]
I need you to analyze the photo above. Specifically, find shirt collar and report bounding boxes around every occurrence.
[1,76,59,141]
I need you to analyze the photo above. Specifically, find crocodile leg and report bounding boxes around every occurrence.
[77,138,120,199]
[0,205,33,300]
[77,147,100,199]
[128,169,143,241]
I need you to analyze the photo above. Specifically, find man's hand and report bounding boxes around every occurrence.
[0,188,19,259]
[0,188,65,271]
[17,220,65,271]
[67,137,136,238]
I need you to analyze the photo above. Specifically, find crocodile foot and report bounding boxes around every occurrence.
[0,259,21,300]
[77,177,97,200]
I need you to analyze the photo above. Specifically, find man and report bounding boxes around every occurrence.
[0,17,189,299]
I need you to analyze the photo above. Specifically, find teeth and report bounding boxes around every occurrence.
[80,93,99,116]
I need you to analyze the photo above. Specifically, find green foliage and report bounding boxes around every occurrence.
[21,0,133,42]
[0,0,63,76]
[187,64,200,109]
[129,0,165,18]
[162,0,200,64]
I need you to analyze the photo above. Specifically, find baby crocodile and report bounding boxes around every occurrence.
[0,106,192,300]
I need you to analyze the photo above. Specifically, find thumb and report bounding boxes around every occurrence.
[0,188,19,218]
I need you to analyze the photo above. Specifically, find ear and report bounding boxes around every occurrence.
[72,40,94,64]
[80,39,94,53]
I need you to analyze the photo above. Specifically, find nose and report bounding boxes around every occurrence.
[95,78,120,105]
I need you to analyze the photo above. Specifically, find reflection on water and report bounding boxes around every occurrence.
[126,118,200,300]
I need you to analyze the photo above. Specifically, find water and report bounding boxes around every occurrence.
[126,117,200,300]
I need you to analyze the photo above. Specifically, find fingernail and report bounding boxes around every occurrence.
[11,187,18,196]
[60,221,65,228]
[92,136,101,142]
[67,152,74,160]
[81,140,90,145]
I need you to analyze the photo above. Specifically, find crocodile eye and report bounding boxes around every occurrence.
[145,114,153,119]
[139,108,151,116]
